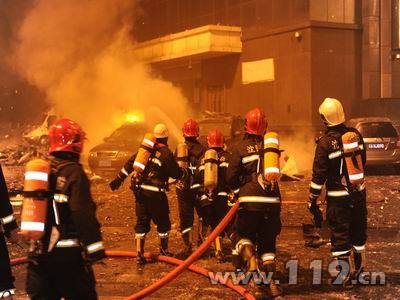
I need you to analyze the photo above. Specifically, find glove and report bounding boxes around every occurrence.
[308,196,323,228]
[110,177,123,191]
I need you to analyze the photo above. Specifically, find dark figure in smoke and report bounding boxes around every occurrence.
[196,129,232,261]
[309,98,367,287]
[26,119,106,300]
[0,164,19,299]
[175,119,206,257]
[110,123,185,266]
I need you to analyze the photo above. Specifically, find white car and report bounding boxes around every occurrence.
[23,112,58,144]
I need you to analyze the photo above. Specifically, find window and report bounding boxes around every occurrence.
[201,85,227,112]
[242,58,275,84]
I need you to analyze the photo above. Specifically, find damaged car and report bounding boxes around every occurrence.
[88,122,150,178]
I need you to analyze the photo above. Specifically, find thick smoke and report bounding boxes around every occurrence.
[12,0,189,150]
[280,129,316,173]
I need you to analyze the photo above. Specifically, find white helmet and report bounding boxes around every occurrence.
[319,97,345,126]
[153,123,168,138]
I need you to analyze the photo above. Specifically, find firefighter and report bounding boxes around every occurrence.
[25,119,106,300]
[227,108,282,298]
[309,97,367,287]
[0,165,18,299]
[175,119,205,257]
[197,129,230,260]
[110,123,185,266]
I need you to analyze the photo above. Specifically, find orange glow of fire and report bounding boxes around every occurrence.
[125,111,144,123]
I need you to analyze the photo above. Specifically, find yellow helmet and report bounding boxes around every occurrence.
[153,123,169,138]
[319,98,345,126]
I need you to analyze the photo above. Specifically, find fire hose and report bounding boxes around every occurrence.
[106,250,254,300]
[128,202,243,299]
[11,250,254,299]
[10,203,255,299]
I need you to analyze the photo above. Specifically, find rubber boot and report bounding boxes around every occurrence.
[256,258,282,299]
[352,250,366,284]
[240,244,258,273]
[302,223,325,248]
[160,236,174,257]
[176,229,193,258]
[330,255,353,289]
[214,236,224,262]
[238,243,259,293]
[197,218,209,246]
[135,237,146,267]
[232,249,245,271]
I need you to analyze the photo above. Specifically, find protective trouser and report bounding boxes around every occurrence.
[0,232,14,297]
[26,254,97,300]
[176,188,203,237]
[327,190,367,258]
[201,196,229,230]
[234,205,282,255]
[134,189,171,236]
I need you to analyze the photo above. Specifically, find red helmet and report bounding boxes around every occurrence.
[49,119,85,154]
[207,129,224,148]
[182,119,199,137]
[245,107,267,136]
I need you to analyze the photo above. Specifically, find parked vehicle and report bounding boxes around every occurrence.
[23,110,58,145]
[348,117,400,167]
[88,122,150,177]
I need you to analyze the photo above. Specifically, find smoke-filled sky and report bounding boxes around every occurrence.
[8,0,189,149]
[1,0,316,168]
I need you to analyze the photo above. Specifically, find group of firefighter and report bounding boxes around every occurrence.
[0,97,367,299]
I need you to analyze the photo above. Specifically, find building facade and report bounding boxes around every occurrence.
[133,0,400,129]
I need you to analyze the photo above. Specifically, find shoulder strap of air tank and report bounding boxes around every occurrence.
[49,160,79,191]
[51,160,78,174]
[337,129,355,191]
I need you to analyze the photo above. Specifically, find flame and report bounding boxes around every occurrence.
[110,110,145,130]
[125,111,144,123]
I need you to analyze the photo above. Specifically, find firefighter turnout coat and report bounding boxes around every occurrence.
[309,124,367,257]
[0,164,18,298]
[26,152,105,300]
[227,133,282,256]
[175,138,205,235]
[197,148,230,229]
[117,142,183,237]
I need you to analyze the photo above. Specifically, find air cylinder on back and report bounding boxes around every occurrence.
[342,132,365,185]
[20,159,50,241]
[204,149,218,192]
[133,133,156,173]
[176,142,188,168]
[263,131,280,182]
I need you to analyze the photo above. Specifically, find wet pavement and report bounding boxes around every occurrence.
[6,167,400,299]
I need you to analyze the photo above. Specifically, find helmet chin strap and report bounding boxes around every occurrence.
[320,114,331,127]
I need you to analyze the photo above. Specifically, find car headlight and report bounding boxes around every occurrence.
[89,152,97,157]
